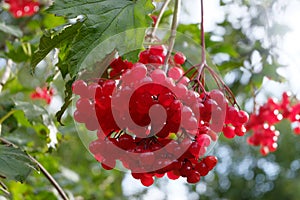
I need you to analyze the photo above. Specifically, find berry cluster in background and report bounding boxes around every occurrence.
[4,0,40,18]
[246,92,300,155]
[72,45,249,186]
[30,86,54,105]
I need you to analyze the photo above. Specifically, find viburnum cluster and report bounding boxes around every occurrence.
[72,45,249,186]
[4,0,39,18]
[246,92,300,155]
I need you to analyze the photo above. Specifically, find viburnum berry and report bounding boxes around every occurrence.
[203,156,218,170]
[195,161,209,176]
[236,110,249,125]
[141,176,154,187]
[72,80,88,96]
[222,126,235,139]
[168,67,184,80]
[167,171,180,180]
[174,51,186,65]
[186,170,201,184]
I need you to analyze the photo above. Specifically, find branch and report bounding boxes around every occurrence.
[0,59,12,93]
[0,137,69,200]
[200,0,206,65]
[196,0,207,80]
[29,156,69,200]
[150,0,171,38]
[163,0,181,72]
[0,181,10,197]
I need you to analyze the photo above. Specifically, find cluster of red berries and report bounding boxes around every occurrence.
[4,0,39,18]
[72,45,249,186]
[222,105,249,139]
[30,86,54,105]
[246,92,300,155]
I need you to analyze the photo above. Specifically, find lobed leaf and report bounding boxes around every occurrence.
[0,145,38,183]
[31,22,83,73]
[47,0,154,77]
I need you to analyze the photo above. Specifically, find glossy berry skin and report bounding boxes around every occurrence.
[222,126,235,139]
[72,80,88,96]
[174,52,186,65]
[203,156,218,170]
[168,67,184,81]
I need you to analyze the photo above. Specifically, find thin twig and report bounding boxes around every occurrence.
[197,0,207,80]
[0,59,12,93]
[150,0,171,39]
[0,186,10,197]
[0,137,16,147]
[200,0,206,65]
[0,181,8,190]
[0,181,10,197]
[163,0,181,72]
[29,156,69,200]
[0,137,69,200]
[0,174,6,179]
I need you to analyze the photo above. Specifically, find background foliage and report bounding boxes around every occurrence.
[0,0,299,199]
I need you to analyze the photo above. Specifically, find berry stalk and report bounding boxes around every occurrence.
[197,0,207,80]
[163,0,181,73]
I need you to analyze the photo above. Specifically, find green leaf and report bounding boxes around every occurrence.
[55,79,73,125]
[211,43,239,58]
[14,101,46,124]
[0,22,23,38]
[14,102,58,148]
[30,22,83,73]
[5,41,31,63]
[48,0,154,77]
[42,14,66,29]
[0,144,37,182]
[177,24,201,44]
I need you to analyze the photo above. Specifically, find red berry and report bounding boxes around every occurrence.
[235,125,247,136]
[101,162,115,170]
[148,55,163,64]
[179,160,193,177]
[203,156,218,170]
[149,45,165,56]
[140,176,154,187]
[186,170,201,184]
[194,161,209,176]
[222,126,235,139]
[72,80,89,97]
[237,110,249,124]
[167,171,180,180]
[76,98,93,113]
[168,67,183,80]
[174,52,186,65]
[139,50,150,63]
